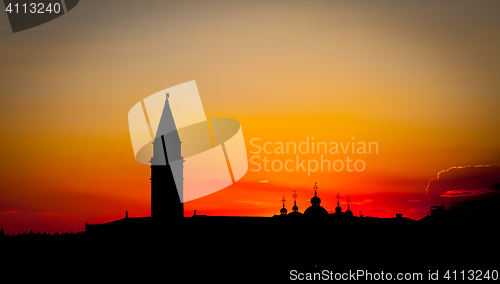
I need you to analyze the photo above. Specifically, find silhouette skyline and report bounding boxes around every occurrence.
[2,158,499,279]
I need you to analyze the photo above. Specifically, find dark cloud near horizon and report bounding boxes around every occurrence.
[427,166,500,215]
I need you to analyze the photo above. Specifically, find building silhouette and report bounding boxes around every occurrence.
[275,183,356,220]
[86,95,411,234]
[303,182,329,216]
[77,94,499,273]
[279,196,287,215]
[288,190,302,216]
[430,205,445,217]
[150,93,184,219]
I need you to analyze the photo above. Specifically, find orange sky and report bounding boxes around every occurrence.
[1,0,500,235]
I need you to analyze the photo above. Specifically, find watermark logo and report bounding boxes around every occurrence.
[249,137,378,175]
[3,0,79,33]
[128,81,248,202]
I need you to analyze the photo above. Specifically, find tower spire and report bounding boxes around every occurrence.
[345,195,353,217]
[292,190,299,213]
[310,183,321,206]
[280,196,287,215]
[335,192,342,214]
[150,92,184,219]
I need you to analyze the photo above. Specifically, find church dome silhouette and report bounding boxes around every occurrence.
[310,193,321,206]
[304,205,328,216]
[345,201,353,217]
[335,201,342,214]
[279,196,287,215]
[304,183,328,217]
[280,205,288,215]
[344,204,354,217]
[345,208,353,217]
[288,190,303,216]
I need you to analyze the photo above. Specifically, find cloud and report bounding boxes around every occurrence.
[258,180,268,183]
[440,188,495,197]
[426,165,500,215]
[1,210,20,214]
[342,199,373,205]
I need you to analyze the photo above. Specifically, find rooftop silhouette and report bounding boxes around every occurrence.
[2,98,498,278]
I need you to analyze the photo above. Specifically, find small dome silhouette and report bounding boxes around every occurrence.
[345,203,353,217]
[335,201,342,214]
[311,194,321,206]
[345,209,353,217]
[280,206,288,215]
[279,196,287,215]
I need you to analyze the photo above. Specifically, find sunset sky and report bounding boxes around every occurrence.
[1,0,499,235]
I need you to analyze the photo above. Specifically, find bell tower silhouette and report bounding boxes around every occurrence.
[150,93,184,219]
